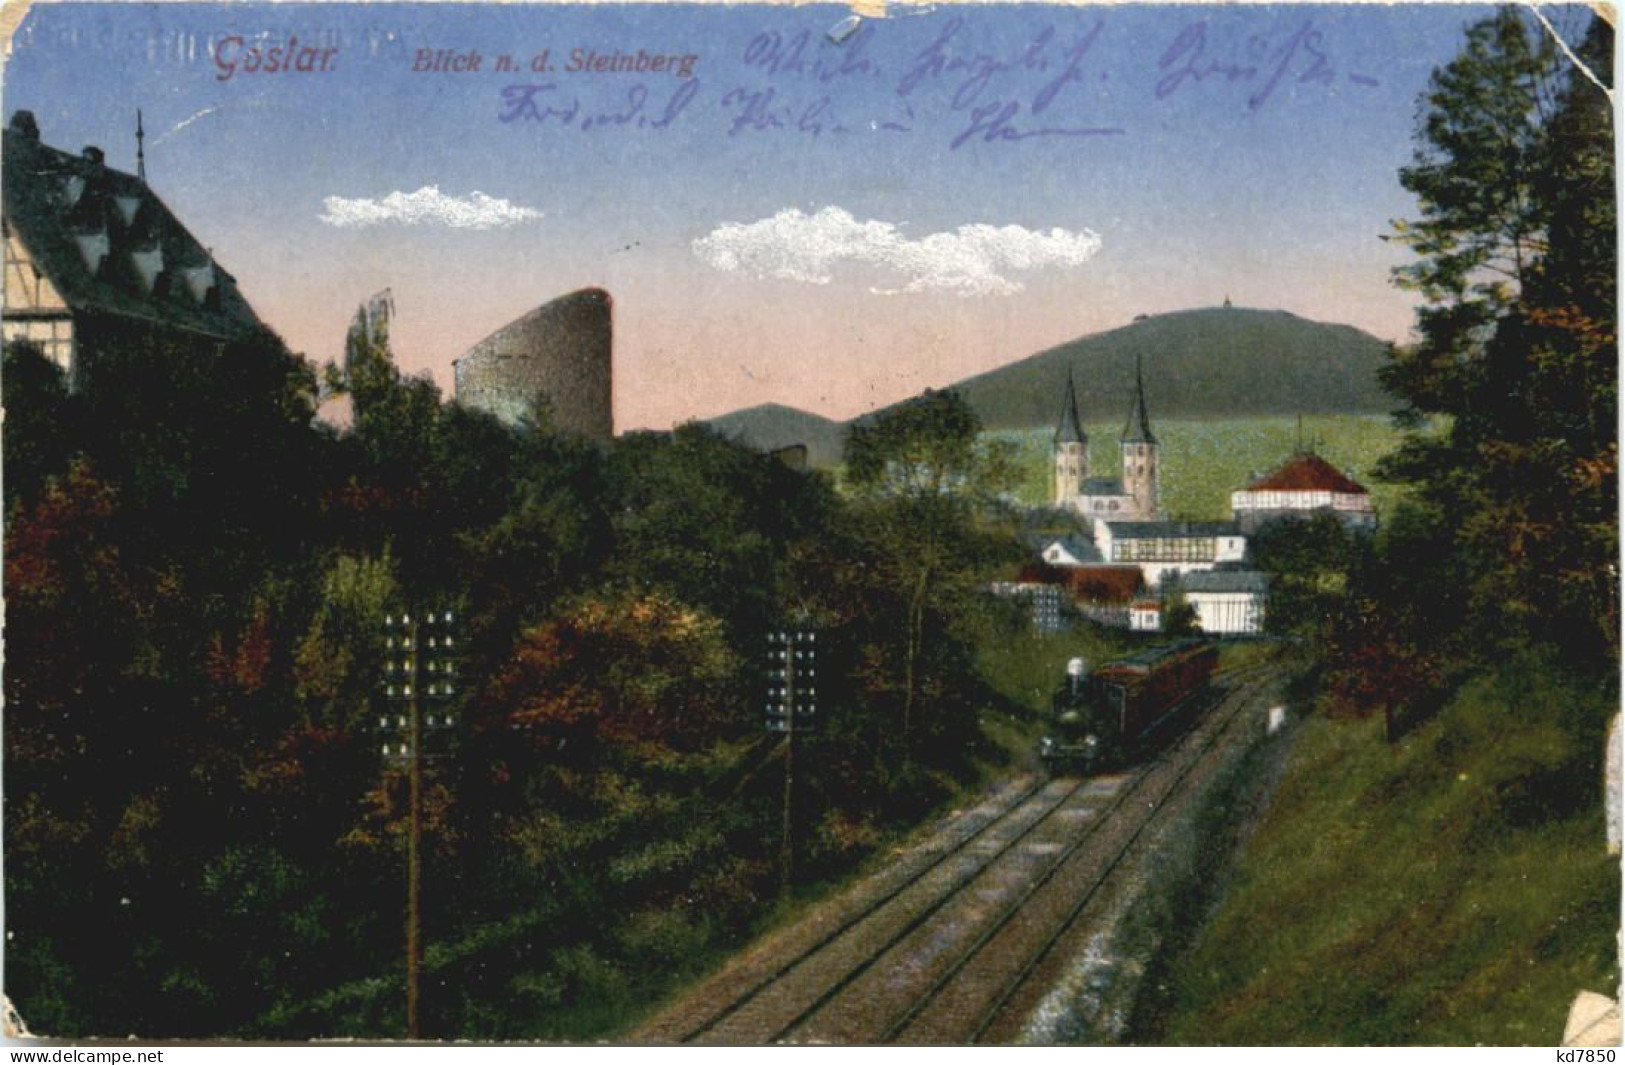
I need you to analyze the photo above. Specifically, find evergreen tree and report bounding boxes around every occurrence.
[1376,9,1615,681]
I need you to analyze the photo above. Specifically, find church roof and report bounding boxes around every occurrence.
[1054,369,1087,445]
[1078,476,1126,496]
[1120,354,1157,444]
[1243,453,1369,495]
[1,111,269,344]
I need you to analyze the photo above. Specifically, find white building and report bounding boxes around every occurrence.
[1179,569,1269,635]
[1037,534,1101,568]
[1093,520,1248,590]
[1231,452,1377,534]
[1129,599,1162,632]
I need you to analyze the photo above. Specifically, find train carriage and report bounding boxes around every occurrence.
[1039,640,1219,772]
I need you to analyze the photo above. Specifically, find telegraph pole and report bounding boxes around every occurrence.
[381,608,458,1041]
[766,623,817,896]
[780,644,796,898]
[407,642,421,1041]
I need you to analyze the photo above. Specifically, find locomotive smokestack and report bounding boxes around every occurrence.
[1067,657,1088,696]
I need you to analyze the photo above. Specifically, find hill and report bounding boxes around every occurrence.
[702,402,846,467]
[1139,659,1618,1043]
[935,307,1394,429]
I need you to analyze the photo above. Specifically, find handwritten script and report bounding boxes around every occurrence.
[494,16,1379,146]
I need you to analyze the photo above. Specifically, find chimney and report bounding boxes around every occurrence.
[9,110,40,140]
[82,146,105,165]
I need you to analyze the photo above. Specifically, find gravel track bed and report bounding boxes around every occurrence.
[636,666,1279,1046]
[634,771,1039,1042]
[969,672,1286,1043]
[702,776,1090,1043]
[785,779,1128,1043]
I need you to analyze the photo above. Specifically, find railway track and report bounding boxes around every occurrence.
[921,661,1281,1044]
[635,660,1283,1045]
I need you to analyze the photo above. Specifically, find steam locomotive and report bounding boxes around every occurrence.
[1038,640,1219,772]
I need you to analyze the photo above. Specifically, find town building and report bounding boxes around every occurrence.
[995,561,1148,631]
[1230,451,1377,534]
[1178,569,1269,636]
[1035,533,1100,568]
[1011,535,1269,636]
[1129,599,1162,632]
[1058,565,1147,628]
[1052,356,1161,521]
[1093,519,1248,590]
[2,110,273,388]
[454,287,614,442]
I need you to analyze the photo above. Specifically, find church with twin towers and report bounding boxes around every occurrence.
[1052,355,1162,522]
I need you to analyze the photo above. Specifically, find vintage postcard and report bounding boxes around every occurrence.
[1,0,1617,1048]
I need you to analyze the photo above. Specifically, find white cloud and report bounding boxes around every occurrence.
[319,186,544,230]
[692,206,1102,297]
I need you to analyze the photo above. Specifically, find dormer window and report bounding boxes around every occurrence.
[114,196,141,226]
[183,263,215,304]
[74,230,110,274]
[131,247,163,293]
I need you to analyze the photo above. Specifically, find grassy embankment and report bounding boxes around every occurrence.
[1137,659,1620,1044]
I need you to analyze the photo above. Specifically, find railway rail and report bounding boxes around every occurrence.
[634,659,1283,1045]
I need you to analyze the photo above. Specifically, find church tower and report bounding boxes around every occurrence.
[1120,354,1160,519]
[1053,369,1088,506]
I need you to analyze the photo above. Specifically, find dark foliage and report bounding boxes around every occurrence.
[4,314,1018,1037]
[1332,9,1616,730]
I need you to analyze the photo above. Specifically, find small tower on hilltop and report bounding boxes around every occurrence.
[1120,354,1160,519]
[1053,369,1089,506]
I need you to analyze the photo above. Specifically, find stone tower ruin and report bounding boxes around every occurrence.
[453,287,613,442]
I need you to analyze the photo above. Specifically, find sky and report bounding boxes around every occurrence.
[3,2,1600,430]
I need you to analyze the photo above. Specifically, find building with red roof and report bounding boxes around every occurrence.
[1230,452,1377,534]
[998,561,1148,629]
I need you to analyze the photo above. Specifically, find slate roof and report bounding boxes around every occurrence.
[1042,534,1102,563]
[2,111,268,343]
[1242,453,1369,495]
[1120,354,1157,444]
[1102,520,1241,539]
[1180,569,1270,593]
[1054,370,1087,445]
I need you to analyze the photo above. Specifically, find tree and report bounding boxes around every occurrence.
[3,341,79,511]
[1251,514,1364,645]
[1376,8,1616,688]
[487,591,740,761]
[603,425,781,638]
[1161,585,1199,638]
[1392,9,1558,311]
[843,390,1018,756]
[1384,8,1559,432]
